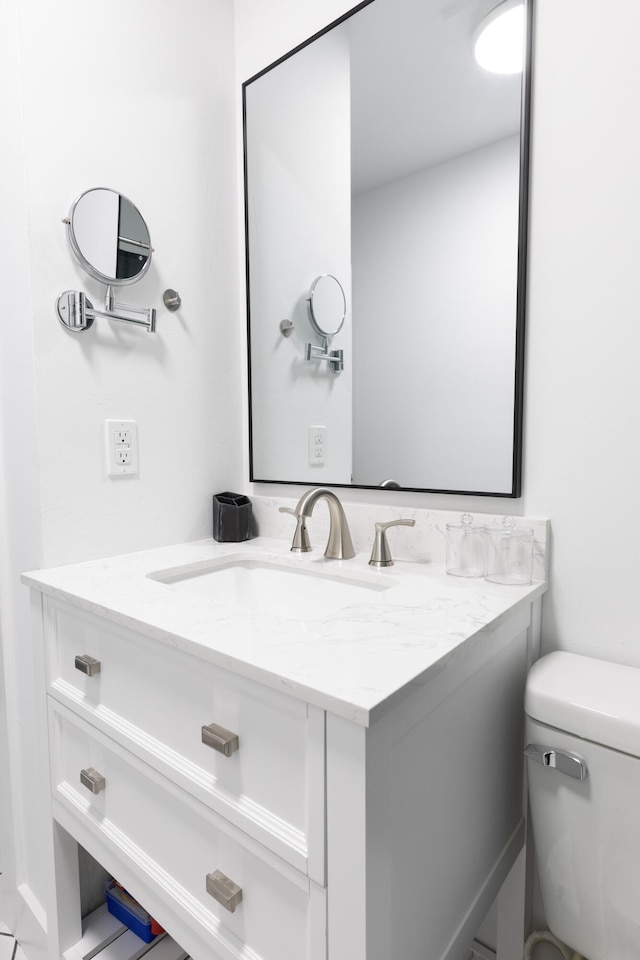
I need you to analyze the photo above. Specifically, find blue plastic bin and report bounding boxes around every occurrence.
[105,880,158,943]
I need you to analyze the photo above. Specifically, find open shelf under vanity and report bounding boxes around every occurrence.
[65,903,189,960]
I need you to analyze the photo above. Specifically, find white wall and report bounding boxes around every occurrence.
[352,136,519,492]
[0,0,239,948]
[523,0,640,665]
[246,27,352,483]
[0,0,44,944]
[235,0,355,81]
[20,0,241,569]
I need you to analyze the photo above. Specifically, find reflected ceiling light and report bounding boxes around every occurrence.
[473,0,524,75]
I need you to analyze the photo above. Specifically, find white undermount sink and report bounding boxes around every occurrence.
[147,554,394,616]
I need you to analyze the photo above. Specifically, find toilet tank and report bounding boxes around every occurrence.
[525,652,640,960]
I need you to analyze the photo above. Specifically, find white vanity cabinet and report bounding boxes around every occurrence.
[40,598,326,960]
[25,537,545,960]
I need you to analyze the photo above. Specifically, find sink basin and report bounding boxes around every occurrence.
[147,554,393,617]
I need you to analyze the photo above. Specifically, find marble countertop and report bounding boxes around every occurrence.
[23,536,546,726]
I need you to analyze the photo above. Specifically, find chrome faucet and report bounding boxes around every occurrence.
[279,488,355,560]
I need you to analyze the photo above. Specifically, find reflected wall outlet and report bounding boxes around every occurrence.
[105,420,138,477]
[309,425,327,465]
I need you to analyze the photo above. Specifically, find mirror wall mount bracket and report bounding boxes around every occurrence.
[304,338,344,373]
[163,289,182,312]
[56,287,156,334]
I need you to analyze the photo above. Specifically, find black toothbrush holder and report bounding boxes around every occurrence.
[212,492,253,542]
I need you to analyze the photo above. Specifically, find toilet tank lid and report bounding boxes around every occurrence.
[525,651,640,758]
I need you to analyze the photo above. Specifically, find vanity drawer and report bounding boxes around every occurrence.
[44,599,325,878]
[49,701,325,960]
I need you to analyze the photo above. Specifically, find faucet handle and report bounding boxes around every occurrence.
[368,519,416,567]
[279,507,312,553]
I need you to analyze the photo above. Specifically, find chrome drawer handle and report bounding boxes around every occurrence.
[80,767,106,794]
[201,723,239,757]
[75,654,101,677]
[525,743,588,781]
[206,870,242,913]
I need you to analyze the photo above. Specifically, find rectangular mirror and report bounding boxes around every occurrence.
[244,0,533,497]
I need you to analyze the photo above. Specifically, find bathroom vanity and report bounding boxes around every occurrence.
[23,523,546,960]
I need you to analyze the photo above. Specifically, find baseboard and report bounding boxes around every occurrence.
[470,939,497,960]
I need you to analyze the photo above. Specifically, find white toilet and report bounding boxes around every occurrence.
[525,651,640,960]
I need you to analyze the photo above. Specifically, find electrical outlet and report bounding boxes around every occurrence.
[105,420,138,477]
[309,425,327,465]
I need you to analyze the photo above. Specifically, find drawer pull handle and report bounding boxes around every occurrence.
[206,870,242,913]
[201,723,239,757]
[80,767,106,794]
[75,655,101,677]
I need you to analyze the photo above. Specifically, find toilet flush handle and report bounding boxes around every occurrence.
[525,743,588,781]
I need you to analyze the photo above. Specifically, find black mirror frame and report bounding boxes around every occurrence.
[243,0,534,499]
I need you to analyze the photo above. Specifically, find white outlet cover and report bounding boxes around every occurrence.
[105,419,138,477]
[309,425,327,465]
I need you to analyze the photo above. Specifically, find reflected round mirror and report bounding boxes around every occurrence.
[67,188,152,286]
[307,274,347,338]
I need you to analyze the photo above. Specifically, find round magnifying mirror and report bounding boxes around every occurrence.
[67,187,152,286]
[307,274,346,338]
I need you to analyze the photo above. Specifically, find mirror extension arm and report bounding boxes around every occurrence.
[56,288,156,334]
[304,340,344,373]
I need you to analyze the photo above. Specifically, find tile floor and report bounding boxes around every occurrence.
[0,924,26,960]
